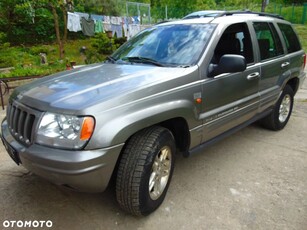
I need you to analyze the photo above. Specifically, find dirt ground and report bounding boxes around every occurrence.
[0,80,306,230]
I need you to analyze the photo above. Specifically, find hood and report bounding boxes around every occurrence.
[12,63,191,113]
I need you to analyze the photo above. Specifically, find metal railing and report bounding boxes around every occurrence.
[0,76,43,110]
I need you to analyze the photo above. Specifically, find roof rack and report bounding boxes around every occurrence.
[215,10,284,20]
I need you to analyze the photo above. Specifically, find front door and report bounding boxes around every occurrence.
[200,23,260,142]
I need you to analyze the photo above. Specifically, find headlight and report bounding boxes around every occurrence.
[36,112,95,149]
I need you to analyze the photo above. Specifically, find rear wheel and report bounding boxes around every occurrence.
[260,85,294,131]
[116,126,176,216]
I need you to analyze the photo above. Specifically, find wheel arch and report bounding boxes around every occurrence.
[159,117,190,155]
[113,116,191,158]
[88,99,197,150]
[286,77,300,95]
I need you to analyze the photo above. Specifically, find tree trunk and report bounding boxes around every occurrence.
[261,0,267,12]
[61,5,68,43]
[50,4,64,59]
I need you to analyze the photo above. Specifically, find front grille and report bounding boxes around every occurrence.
[7,102,41,145]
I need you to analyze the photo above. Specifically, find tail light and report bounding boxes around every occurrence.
[303,53,306,70]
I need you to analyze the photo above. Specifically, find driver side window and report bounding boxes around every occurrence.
[212,23,254,65]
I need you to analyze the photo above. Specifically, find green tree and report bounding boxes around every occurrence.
[151,0,168,20]
[0,0,36,44]
[151,0,198,19]
[34,0,74,59]
[83,0,122,16]
[196,0,217,10]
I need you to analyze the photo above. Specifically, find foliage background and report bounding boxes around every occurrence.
[1,0,306,45]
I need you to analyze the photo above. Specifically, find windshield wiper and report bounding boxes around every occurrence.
[122,57,165,67]
[106,56,116,63]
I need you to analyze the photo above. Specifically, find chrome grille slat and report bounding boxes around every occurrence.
[25,114,35,143]
[17,111,26,140]
[9,105,15,131]
[7,102,40,145]
[12,108,21,134]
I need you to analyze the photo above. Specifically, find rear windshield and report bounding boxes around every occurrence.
[112,24,216,67]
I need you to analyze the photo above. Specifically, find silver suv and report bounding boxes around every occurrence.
[1,11,306,216]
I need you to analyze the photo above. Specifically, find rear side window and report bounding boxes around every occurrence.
[278,23,301,53]
[253,22,284,61]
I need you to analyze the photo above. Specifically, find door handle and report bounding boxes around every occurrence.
[247,72,260,80]
[281,62,290,68]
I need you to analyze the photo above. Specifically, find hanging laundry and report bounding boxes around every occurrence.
[122,17,129,37]
[95,20,104,33]
[111,24,123,38]
[123,25,128,37]
[110,16,122,25]
[75,12,90,20]
[133,16,140,24]
[81,17,95,36]
[128,24,140,40]
[128,17,133,24]
[66,11,152,39]
[67,12,82,32]
[110,16,123,38]
[91,14,104,22]
[103,16,112,32]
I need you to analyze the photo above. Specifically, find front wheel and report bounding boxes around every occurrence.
[116,126,176,216]
[260,85,294,131]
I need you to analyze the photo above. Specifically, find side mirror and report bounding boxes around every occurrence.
[208,54,247,77]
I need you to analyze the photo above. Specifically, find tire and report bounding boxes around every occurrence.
[260,85,294,131]
[116,126,176,216]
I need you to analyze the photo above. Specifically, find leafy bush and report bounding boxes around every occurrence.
[29,46,52,55]
[0,68,44,78]
[0,44,17,68]
[295,25,307,52]
[0,63,65,78]
[114,37,127,49]
[33,8,57,43]
[0,32,7,44]
[91,33,114,55]
[0,55,16,68]
[85,50,105,64]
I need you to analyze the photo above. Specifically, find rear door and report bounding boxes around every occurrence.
[251,22,288,112]
[277,23,306,89]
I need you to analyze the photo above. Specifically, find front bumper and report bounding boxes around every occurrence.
[1,118,123,193]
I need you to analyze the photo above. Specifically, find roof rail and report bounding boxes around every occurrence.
[215,10,284,20]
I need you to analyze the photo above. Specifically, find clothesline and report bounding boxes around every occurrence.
[67,12,152,39]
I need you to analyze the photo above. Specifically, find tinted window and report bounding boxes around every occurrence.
[278,23,301,53]
[253,22,284,61]
[212,23,254,64]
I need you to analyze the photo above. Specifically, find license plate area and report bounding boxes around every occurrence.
[1,136,21,165]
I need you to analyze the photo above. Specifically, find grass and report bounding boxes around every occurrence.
[0,38,106,78]
[295,24,307,52]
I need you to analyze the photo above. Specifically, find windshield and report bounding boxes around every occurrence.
[111,24,216,67]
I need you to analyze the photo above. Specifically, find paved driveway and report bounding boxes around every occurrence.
[0,79,306,230]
